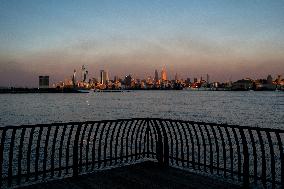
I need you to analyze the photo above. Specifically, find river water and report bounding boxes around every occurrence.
[0,91,283,128]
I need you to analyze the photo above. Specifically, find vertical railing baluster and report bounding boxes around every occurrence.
[217,126,226,177]
[109,121,119,166]
[175,121,184,167]
[185,123,195,170]
[149,120,158,159]
[232,127,241,181]
[180,122,190,168]
[248,129,257,183]
[125,120,133,162]
[26,127,35,182]
[193,124,202,170]
[276,132,284,187]
[58,124,67,177]
[151,119,169,167]
[73,124,82,177]
[126,120,136,161]
[114,121,124,163]
[120,121,131,163]
[130,120,141,161]
[50,126,59,178]
[204,125,213,174]
[79,123,87,172]
[85,123,94,171]
[128,120,137,161]
[256,130,266,187]
[153,119,164,166]
[17,128,26,185]
[35,126,43,181]
[266,131,275,189]
[103,121,114,166]
[169,121,179,166]
[224,126,234,178]
[163,121,174,165]
[91,122,102,170]
[142,121,149,158]
[138,120,148,160]
[209,124,218,172]
[97,122,108,168]
[146,121,150,158]
[239,128,250,188]
[8,128,16,187]
[65,124,74,174]
[134,120,144,160]
[43,126,51,179]
[0,128,7,188]
[198,124,207,172]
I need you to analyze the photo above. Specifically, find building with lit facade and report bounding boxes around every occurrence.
[100,70,109,85]
[161,67,167,81]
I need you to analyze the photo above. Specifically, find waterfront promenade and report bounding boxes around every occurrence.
[0,118,283,188]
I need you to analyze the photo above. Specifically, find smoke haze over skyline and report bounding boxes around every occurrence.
[0,0,284,87]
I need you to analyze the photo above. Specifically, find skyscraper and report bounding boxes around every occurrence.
[39,76,49,88]
[81,65,88,82]
[125,74,132,88]
[267,75,273,84]
[72,69,76,87]
[206,74,210,84]
[100,70,109,85]
[161,67,167,81]
[154,70,159,82]
[175,73,179,81]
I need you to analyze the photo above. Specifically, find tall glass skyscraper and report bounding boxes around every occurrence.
[100,70,109,84]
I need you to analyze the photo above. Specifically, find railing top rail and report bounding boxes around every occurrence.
[0,117,283,133]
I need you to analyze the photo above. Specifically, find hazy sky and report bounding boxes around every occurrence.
[0,0,284,87]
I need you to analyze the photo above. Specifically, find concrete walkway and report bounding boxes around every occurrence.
[18,162,242,189]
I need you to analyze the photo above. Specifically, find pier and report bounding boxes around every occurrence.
[0,118,283,188]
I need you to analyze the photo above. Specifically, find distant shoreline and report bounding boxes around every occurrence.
[0,87,282,93]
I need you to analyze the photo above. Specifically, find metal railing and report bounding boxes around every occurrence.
[0,118,283,188]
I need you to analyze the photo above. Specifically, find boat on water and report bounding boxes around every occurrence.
[183,87,199,91]
[94,89,130,92]
[75,88,93,93]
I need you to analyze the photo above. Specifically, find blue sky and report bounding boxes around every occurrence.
[0,0,284,86]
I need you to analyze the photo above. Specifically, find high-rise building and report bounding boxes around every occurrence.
[175,73,179,81]
[39,76,49,88]
[206,74,210,84]
[72,69,76,87]
[154,70,159,82]
[267,75,273,84]
[114,76,119,83]
[125,74,132,88]
[81,65,88,82]
[100,70,109,84]
[186,78,191,83]
[161,67,167,81]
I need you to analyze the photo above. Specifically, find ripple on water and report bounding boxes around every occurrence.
[0,91,283,128]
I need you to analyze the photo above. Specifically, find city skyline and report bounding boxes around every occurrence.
[1,0,284,87]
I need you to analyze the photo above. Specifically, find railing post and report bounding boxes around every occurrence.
[153,119,169,167]
[73,124,82,177]
[240,128,250,188]
[0,144,3,188]
[0,128,7,188]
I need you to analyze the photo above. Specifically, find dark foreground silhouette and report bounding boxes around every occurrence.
[18,161,241,189]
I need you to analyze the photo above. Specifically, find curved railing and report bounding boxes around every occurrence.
[0,118,283,188]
